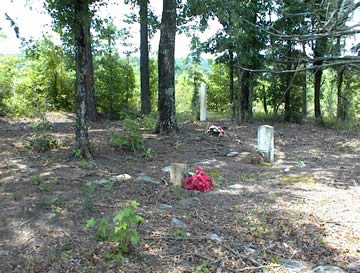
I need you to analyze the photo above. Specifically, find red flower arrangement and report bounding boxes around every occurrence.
[183,166,213,192]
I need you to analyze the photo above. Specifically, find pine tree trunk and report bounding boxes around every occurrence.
[85,20,97,121]
[236,57,242,125]
[313,38,325,121]
[74,0,92,160]
[229,49,235,120]
[241,70,249,120]
[248,73,253,123]
[337,66,346,121]
[262,86,268,115]
[284,40,292,122]
[140,0,151,115]
[156,0,177,134]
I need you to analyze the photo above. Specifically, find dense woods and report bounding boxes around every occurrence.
[1,0,360,148]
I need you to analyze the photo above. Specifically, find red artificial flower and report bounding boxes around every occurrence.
[183,166,213,192]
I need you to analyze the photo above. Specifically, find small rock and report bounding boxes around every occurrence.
[93,178,111,185]
[110,174,132,182]
[296,161,306,168]
[228,183,244,189]
[347,262,360,272]
[281,259,307,272]
[243,245,256,254]
[0,250,10,256]
[284,167,291,172]
[226,151,239,157]
[313,265,347,273]
[159,204,173,209]
[171,218,187,229]
[178,197,200,206]
[162,166,171,173]
[194,159,217,166]
[207,233,223,242]
[136,175,161,185]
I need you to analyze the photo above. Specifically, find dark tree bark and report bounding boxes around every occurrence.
[229,49,235,120]
[74,0,92,159]
[85,18,97,121]
[313,38,326,121]
[236,56,243,125]
[302,44,307,118]
[262,86,268,115]
[140,0,151,115]
[156,0,177,133]
[284,41,292,122]
[241,70,249,120]
[248,73,253,122]
[337,66,347,121]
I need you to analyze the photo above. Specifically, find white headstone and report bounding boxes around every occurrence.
[257,125,274,163]
[200,83,207,121]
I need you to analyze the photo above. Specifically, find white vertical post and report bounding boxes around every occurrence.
[257,125,274,163]
[200,83,207,121]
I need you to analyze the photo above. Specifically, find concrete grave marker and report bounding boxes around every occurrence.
[170,163,187,187]
[257,125,274,163]
[200,83,207,121]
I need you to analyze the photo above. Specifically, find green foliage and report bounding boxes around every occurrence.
[72,147,82,159]
[1,37,74,117]
[31,175,49,192]
[85,200,143,259]
[81,182,97,211]
[79,160,97,169]
[141,114,157,130]
[143,147,153,161]
[194,262,210,273]
[26,117,60,153]
[95,54,136,117]
[111,119,144,152]
[207,62,230,113]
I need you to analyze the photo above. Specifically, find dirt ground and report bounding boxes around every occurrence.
[0,112,359,273]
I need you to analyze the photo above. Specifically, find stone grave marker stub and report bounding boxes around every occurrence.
[257,125,274,163]
[170,163,187,187]
[200,83,207,121]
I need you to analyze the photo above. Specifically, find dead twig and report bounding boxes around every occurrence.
[235,264,280,272]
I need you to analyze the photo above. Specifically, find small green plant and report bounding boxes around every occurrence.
[81,182,97,211]
[143,147,153,161]
[111,119,144,152]
[26,133,59,153]
[31,118,52,131]
[72,147,82,159]
[85,200,143,260]
[174,229,189,239]
[207,170,225,186]
[79,160,96,169]
[194,261,210,273]
[31,175,49,192]
[141,115,157,130]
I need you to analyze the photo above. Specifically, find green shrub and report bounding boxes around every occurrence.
[26,133,59,153]
[85,200,143,260]
[111,119,144,152]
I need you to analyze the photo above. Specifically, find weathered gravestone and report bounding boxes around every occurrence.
[170,163,187,187]
[200,83,207,121]
[257,125,274,163]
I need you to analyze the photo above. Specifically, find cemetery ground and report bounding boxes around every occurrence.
[0,112,360,273]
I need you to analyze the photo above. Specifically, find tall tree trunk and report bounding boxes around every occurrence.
[241,70,249,120]
[74,0,92,159]
[140,0,151,114]
[337,66,347,121]
[313,38,325,121]
[236,56,242,125]
[85,22,97,121]
[248,73,253,122]
[284,40,292,122]
[229,49,235,120]
[262,86,268,115]
[302,44,307,118]
[156,0,177,134]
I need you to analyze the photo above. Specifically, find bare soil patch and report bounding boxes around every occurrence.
[0,113,359,273]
